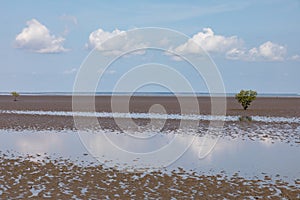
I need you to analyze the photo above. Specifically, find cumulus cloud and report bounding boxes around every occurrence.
[253,41,286,61]
[86,27,291,62]
[174,28,243,55]
[86,28,125,50]
[226,41,287,61]
[170,28,290,62]
[86,28,148,55]
[15,19,68,53]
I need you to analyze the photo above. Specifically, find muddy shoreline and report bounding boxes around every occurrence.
[0,95,299,117]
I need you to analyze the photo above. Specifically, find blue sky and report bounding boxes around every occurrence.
[0,0,299,93]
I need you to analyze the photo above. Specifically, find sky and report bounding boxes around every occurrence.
[0,0,299,94]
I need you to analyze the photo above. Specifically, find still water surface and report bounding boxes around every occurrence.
[0,129,299,182]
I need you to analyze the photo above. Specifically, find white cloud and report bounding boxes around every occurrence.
[226,41,287,61]
[163,51,185,61]
[256,41,286,61]
[174,28,243,55]
[170,27,289,62]
[15,19,68,53]
[225,48,246,60]
[86,28,148,55]
[289,54,300,61]
[86,27,291,62]
[86,28,125,50]
[170,55,185,61]
[63,68,77,74]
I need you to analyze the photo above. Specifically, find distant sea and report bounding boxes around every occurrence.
[0,92,299,97]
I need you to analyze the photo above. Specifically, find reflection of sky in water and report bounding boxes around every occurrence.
[0,129,299,181]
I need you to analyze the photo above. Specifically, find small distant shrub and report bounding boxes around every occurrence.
[11,91,20,101]
[238,116,252,122]
[235,90,257,110]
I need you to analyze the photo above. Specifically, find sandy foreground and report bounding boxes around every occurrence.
[0,95,299,198]
[0,154,299,199]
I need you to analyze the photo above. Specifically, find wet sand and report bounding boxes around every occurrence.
[0,95,299,144]
[0,95,299,116]
[0,95,299,198]
[0,95,299,130]
[0,154,299,199]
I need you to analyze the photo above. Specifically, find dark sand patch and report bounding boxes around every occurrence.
[0,154,299,199]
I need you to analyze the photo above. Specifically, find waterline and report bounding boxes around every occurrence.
[1,110,299,123]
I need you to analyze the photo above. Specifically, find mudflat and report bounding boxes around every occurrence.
[0,95,299,116]
[0,95,299,130]
[0,95,299,198]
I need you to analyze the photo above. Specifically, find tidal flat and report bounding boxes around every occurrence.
[0,95,299,198]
